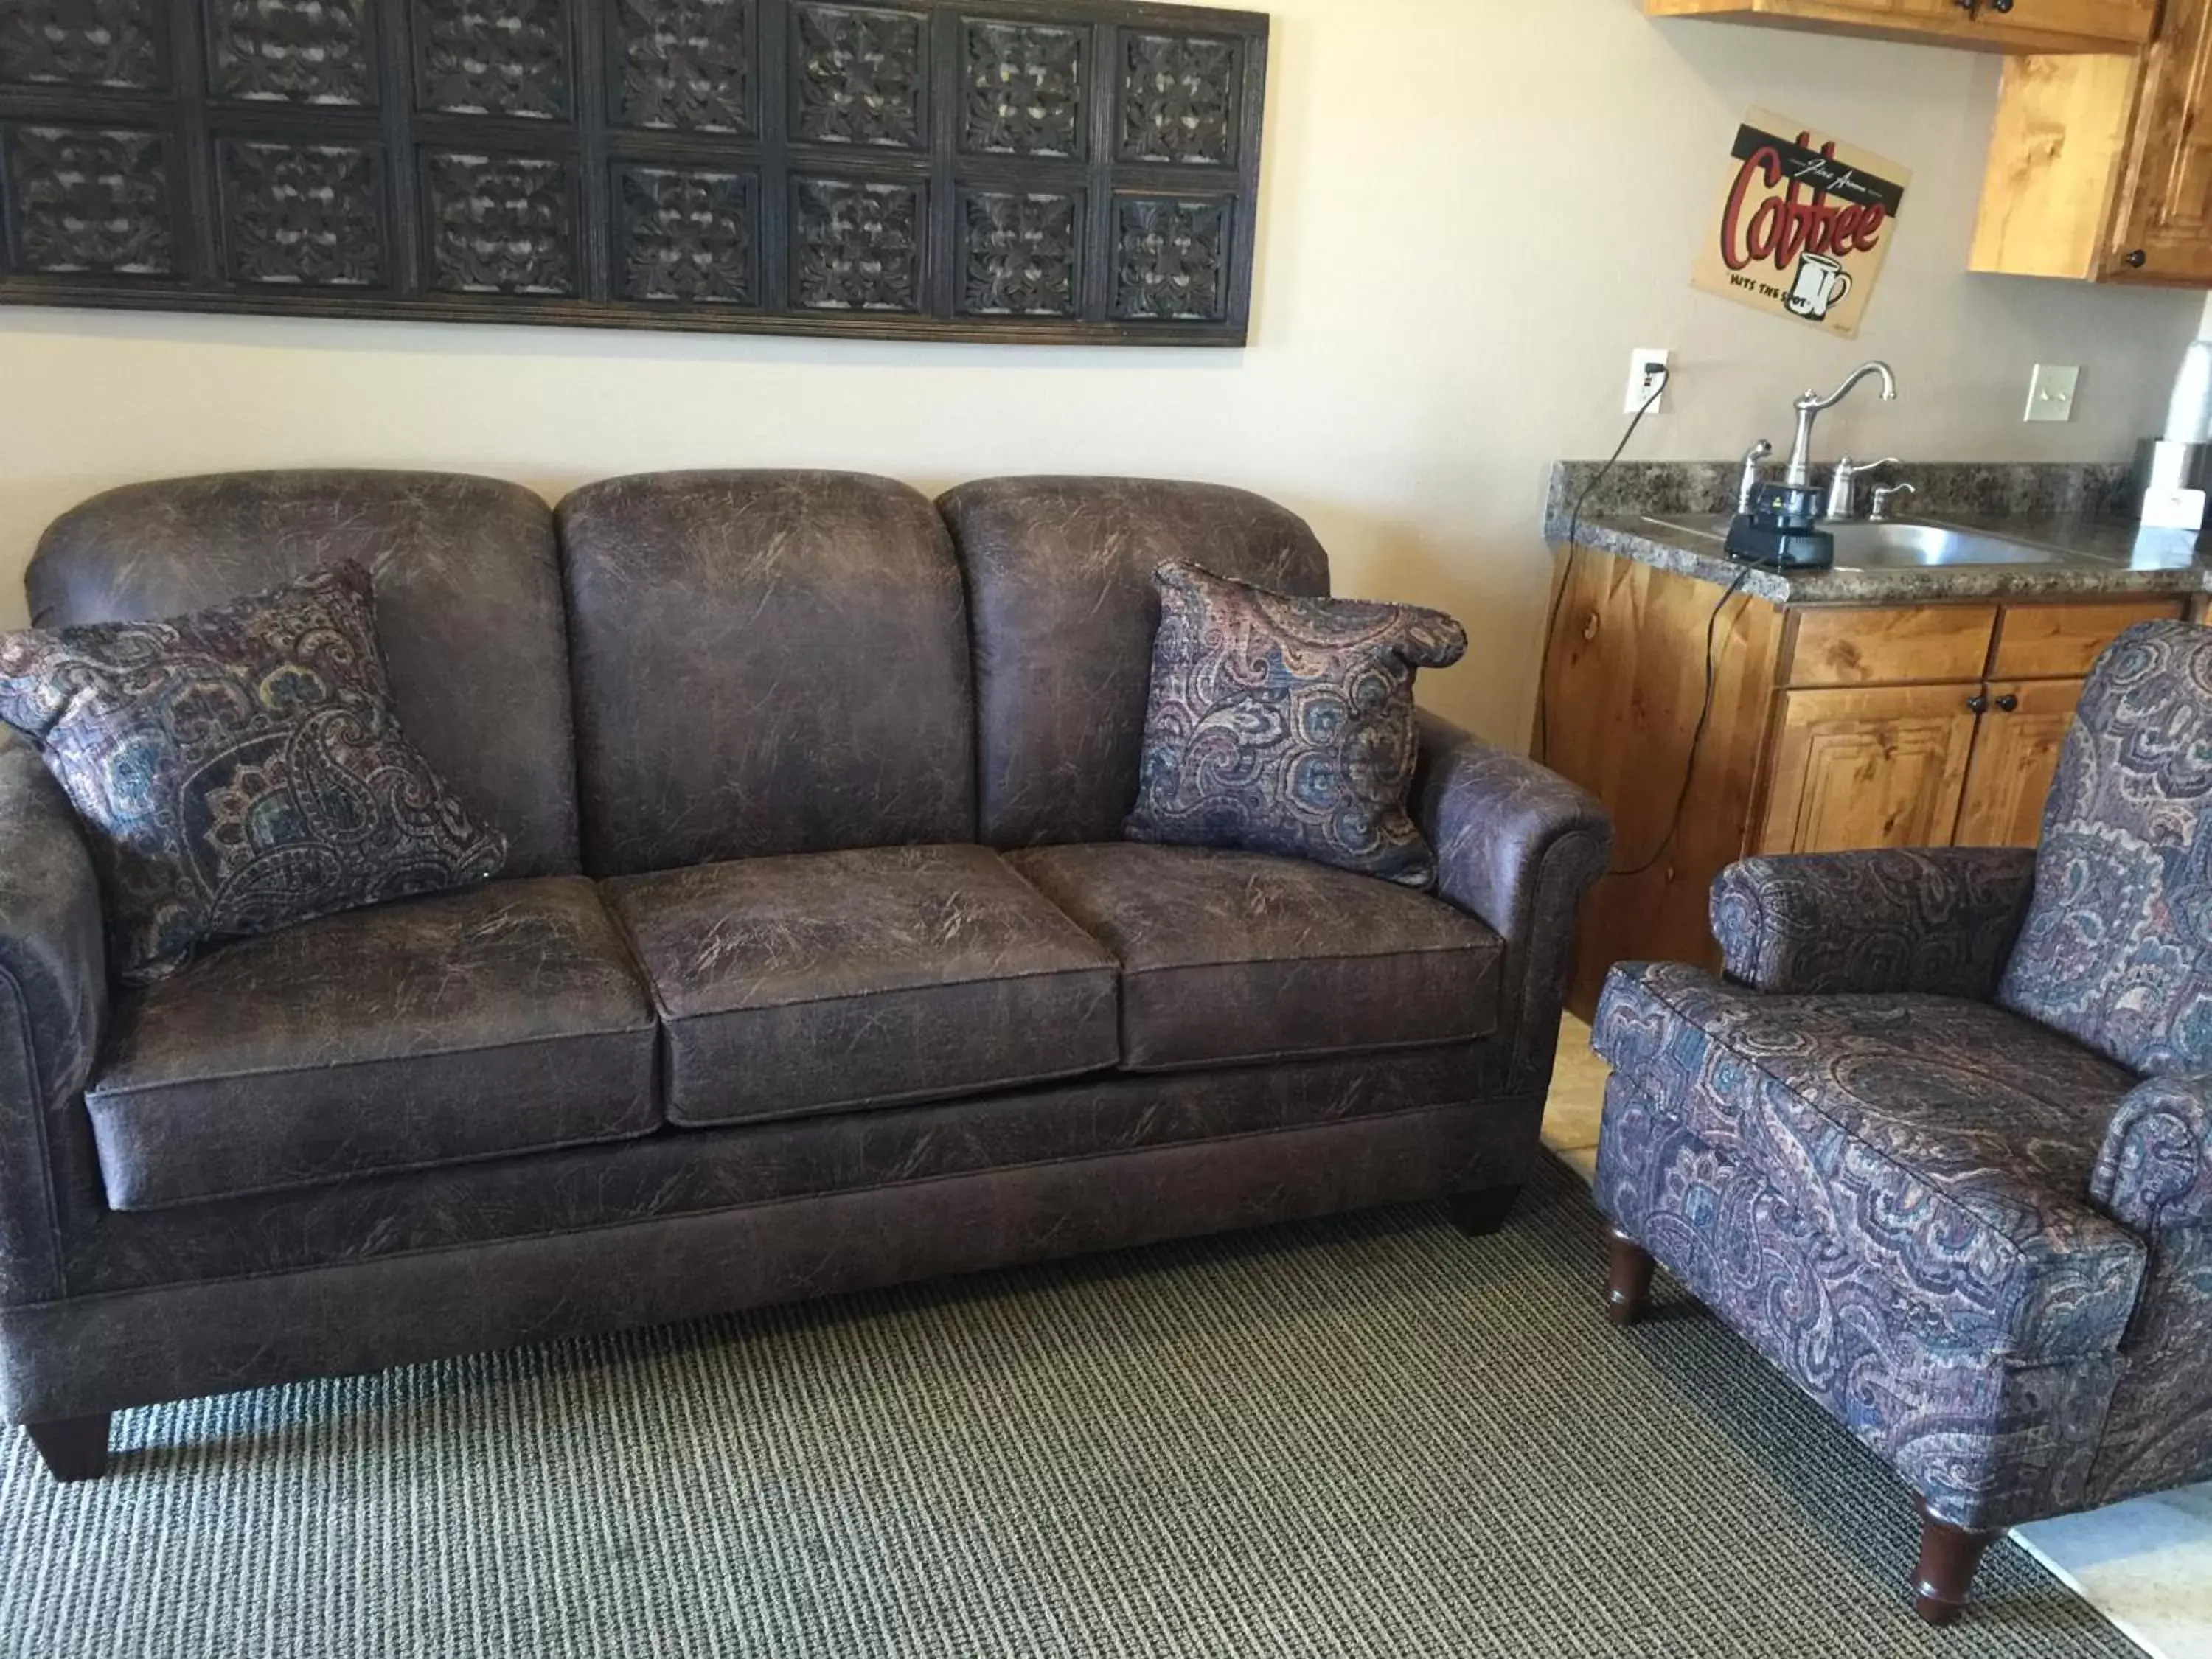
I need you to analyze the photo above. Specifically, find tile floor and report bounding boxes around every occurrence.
[1543,1015,2212,1659]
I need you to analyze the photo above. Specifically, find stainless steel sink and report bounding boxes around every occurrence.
[1639,513,2115,571]
[1826,523,2079,568]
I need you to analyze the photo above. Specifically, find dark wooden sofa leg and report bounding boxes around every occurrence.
[1606,1228,1655,1326]
[25,1413,111,1483]
[1913,1503,2000,1625]
[1447,1183,1523,1237]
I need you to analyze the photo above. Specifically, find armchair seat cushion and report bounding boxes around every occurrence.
[1593,961,2146,1363]
[605,845,1120,1127]
[86,878,660,1211]
[1006,843,1502,1072]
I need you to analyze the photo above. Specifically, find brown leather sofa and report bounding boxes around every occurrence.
[0,470,1610,1481]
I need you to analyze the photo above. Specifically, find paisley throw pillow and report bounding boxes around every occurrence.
[0,563,507,983]
[1126,560,1467,886]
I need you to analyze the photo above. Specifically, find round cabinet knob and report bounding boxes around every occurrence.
[1997,693,2020,712]
[1989,0,2014,11]
[1968,693,1991,715]
[2126,249,2149,269]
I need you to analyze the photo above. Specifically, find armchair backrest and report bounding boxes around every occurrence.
[1999,619,2212,1074]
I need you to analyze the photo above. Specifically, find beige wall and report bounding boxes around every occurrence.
[1,0,2201,744]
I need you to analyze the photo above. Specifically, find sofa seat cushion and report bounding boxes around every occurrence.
[1005,844,1502,1072]
[605,844,1120,1126]
[86,877,660,1211]
[1593,961,2146,1362]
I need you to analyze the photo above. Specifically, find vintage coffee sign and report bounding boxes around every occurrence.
[1693,111,1911,338]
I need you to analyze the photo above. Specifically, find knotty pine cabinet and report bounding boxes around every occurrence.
[1755,684,1984,855]
[1755,675,2084,852]
[1539,551,2185,1015]
[1644,0,2156,54]
[1972,1,2212,283]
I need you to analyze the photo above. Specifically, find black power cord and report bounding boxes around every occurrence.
[1536,364,1670,768]
[1609,566,1750,880]
[1532,361,1766,881]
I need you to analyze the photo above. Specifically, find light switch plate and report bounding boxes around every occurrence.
[1625,348,1670,415]
[2026,364,2080,422]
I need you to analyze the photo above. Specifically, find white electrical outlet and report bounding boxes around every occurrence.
[1625,348,1670,416]
[2025,364,2080,423]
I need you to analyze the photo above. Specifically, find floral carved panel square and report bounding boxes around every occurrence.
[7,125,175,274]
[1118,29,1237,167]
[960,20,1080,159]
[0,0,164,91]
[219,140,384,285]
[212,0,376,105]
[960,189,1077,317]
[415,0,569,118]
[790,4,923,150]
[613,0,752,133]
[1111,195,1225,321]
[423,150,574,293]
[791,174,919,310]
[618,164,755,304]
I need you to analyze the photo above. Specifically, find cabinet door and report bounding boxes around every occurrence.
[1645,0,2152,49]
[1954,679,2082,846]
[2107,0,2212,283]
[1755,685,1982,855]
[1974,0,2157,52]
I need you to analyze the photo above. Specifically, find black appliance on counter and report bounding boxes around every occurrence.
[1726,481,1834,571]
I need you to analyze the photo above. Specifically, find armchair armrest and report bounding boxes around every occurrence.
[1410,712,1611,1096]
[0,733,106,1303]
[2093,1076,2212,1234]
[1710,847,2037,999]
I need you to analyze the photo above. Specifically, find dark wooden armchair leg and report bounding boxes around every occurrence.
[1913,1503,2000,1625]
[1606,1228,1655,1326]
[26,1413,110,1483]
[1446,1183,1523,1237]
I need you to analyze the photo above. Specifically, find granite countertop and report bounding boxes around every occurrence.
[1545,460,2212,606]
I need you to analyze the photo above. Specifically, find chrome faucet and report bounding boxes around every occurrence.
[1869,481,1919,522]
[1735,439,1773,515]
[1826,456,1902,521]
[1784,361,1898,489]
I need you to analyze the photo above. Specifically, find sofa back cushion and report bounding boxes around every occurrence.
[29,470,580,877]
[559,471,975,877]
[939,477,1330,848]
[2000,619,2212,1074]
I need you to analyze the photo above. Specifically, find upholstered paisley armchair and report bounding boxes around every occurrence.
[1591,619,2212,1624]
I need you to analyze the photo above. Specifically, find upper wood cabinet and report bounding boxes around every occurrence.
[1644,0,2157,53]
[1973,4,2212,284]
[1978,0,2163,51]
[2107,4,2212,282]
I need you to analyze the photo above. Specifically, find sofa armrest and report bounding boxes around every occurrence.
[2093,1076,2212,1234]
[0,734,106,1302]
[1410,712,1611,1096]
[1709,847,2037,1000]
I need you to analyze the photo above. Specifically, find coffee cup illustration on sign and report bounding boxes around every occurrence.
[1784,254,1852,321]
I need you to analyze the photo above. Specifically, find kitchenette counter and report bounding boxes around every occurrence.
[1545,459,2211,605]
[1562,509,2204,605]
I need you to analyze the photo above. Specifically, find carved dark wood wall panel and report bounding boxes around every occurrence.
[0,0,1264,344]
